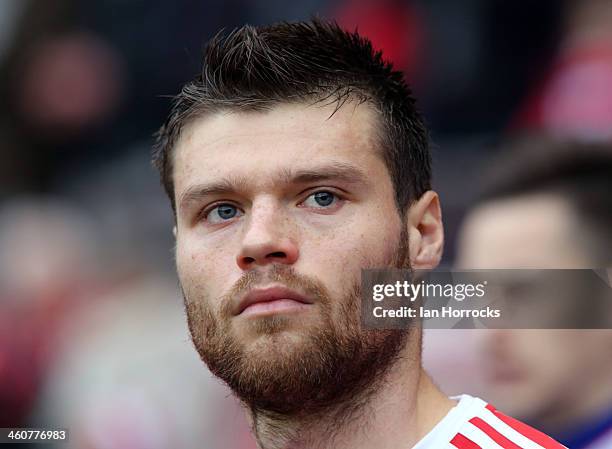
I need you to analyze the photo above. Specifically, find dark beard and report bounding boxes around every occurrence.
[182,227,411,417]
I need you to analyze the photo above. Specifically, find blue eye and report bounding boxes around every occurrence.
[303,191,338,208]
[206,204,242,224]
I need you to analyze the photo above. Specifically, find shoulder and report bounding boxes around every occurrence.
[448,396,567,449]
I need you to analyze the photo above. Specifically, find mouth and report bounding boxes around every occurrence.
[235,286,314,317]
[487,363,525,384]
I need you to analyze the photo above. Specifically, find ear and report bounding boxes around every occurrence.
[406,191,444,269]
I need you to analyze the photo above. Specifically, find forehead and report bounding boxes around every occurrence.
[172,101,383,195]
[457,193,590,268]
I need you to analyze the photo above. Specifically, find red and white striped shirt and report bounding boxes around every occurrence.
[413,395,567,449]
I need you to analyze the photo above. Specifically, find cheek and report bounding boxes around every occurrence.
[336,211,402,264]
[299,213,402,297]
[176,236,238,302]
[516,336,576,386]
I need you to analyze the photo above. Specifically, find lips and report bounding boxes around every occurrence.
[235,286,313,316]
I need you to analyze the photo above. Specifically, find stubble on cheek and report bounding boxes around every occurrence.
[181,263,336,350]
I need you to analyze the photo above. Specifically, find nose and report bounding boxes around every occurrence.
[482,329,513,357]
[236,200,299,270]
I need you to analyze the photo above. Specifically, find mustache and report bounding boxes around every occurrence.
[219,264,333,319]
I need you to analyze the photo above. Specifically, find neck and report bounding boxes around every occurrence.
[245,345,455,449]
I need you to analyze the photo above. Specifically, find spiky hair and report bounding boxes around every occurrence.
[153,19,430,214]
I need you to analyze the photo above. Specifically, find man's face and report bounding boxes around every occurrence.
[172,102,411,414]
[457,194,612,423]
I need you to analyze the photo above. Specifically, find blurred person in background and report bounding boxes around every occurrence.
[423,0,612,410]
[0,0,125,196]
[153,20,566,449]
[0,0,248,197]
[456,137,612,449]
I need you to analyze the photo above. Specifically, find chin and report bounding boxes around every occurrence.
[237,309,321,336]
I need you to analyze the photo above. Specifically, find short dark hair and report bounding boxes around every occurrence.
[477,136,612,263]
[152,19,430,214]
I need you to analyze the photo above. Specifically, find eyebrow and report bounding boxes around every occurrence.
[178,162,369,213]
